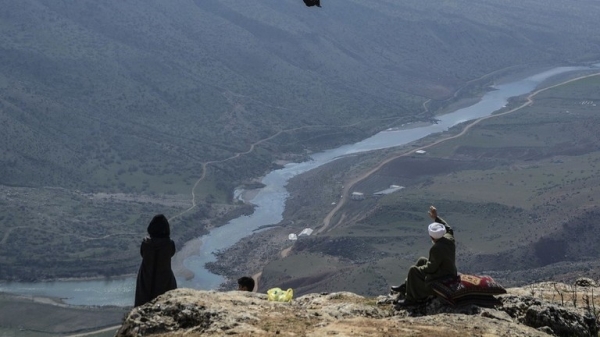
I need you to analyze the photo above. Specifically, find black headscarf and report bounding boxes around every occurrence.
[147,214,170,238]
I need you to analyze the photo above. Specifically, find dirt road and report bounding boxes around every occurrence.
[318,72,600,234]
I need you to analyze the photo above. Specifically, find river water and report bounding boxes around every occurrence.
[1,65,598,307]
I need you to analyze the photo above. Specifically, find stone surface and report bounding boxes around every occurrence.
[575,277,598,288]
[116,283,600,337]
[500,295,598,337]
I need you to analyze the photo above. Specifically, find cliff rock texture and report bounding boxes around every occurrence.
[116,281,599,337]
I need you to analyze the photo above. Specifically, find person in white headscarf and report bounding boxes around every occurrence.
[391,206,457,306]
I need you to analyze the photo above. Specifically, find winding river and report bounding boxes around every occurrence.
[1,65,598,306]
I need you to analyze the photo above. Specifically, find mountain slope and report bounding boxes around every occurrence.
[1,0,600,191]
[1,0,600,280]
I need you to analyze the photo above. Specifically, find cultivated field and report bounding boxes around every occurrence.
[249,74,600,296]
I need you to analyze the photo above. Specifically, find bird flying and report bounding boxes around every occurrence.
[303,0,321,8]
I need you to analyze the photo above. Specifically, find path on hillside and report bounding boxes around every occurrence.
[168,117,405,223]
[164,115,411,280]
[318,72,600,234]
[1,108,401,246]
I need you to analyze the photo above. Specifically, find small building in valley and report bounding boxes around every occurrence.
[351,192,365,200]
[298,228,314,237]
[373,185,404,197]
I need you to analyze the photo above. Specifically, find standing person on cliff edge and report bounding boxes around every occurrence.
[390,206,457,306]
[135,214,178,307]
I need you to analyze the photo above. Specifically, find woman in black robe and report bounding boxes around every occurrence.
[134,214,177,307]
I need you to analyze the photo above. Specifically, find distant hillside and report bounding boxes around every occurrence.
[1,0,600,280]
[1,0,600,192]
[218,72,600,298]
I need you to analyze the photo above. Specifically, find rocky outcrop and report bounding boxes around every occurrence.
[116,283,600,337]
[500,295,598,337]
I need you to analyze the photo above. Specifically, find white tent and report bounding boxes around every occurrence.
[298,228,314,236]
[288,233,298,241]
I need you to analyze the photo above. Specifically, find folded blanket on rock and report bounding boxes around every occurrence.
[430,274,506,307]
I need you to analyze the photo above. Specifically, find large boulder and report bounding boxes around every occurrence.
[500,295,598,337]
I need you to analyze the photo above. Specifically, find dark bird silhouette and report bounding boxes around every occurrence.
[303,0,321,7]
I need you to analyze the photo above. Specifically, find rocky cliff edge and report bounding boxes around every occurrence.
[116,280,600,337]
